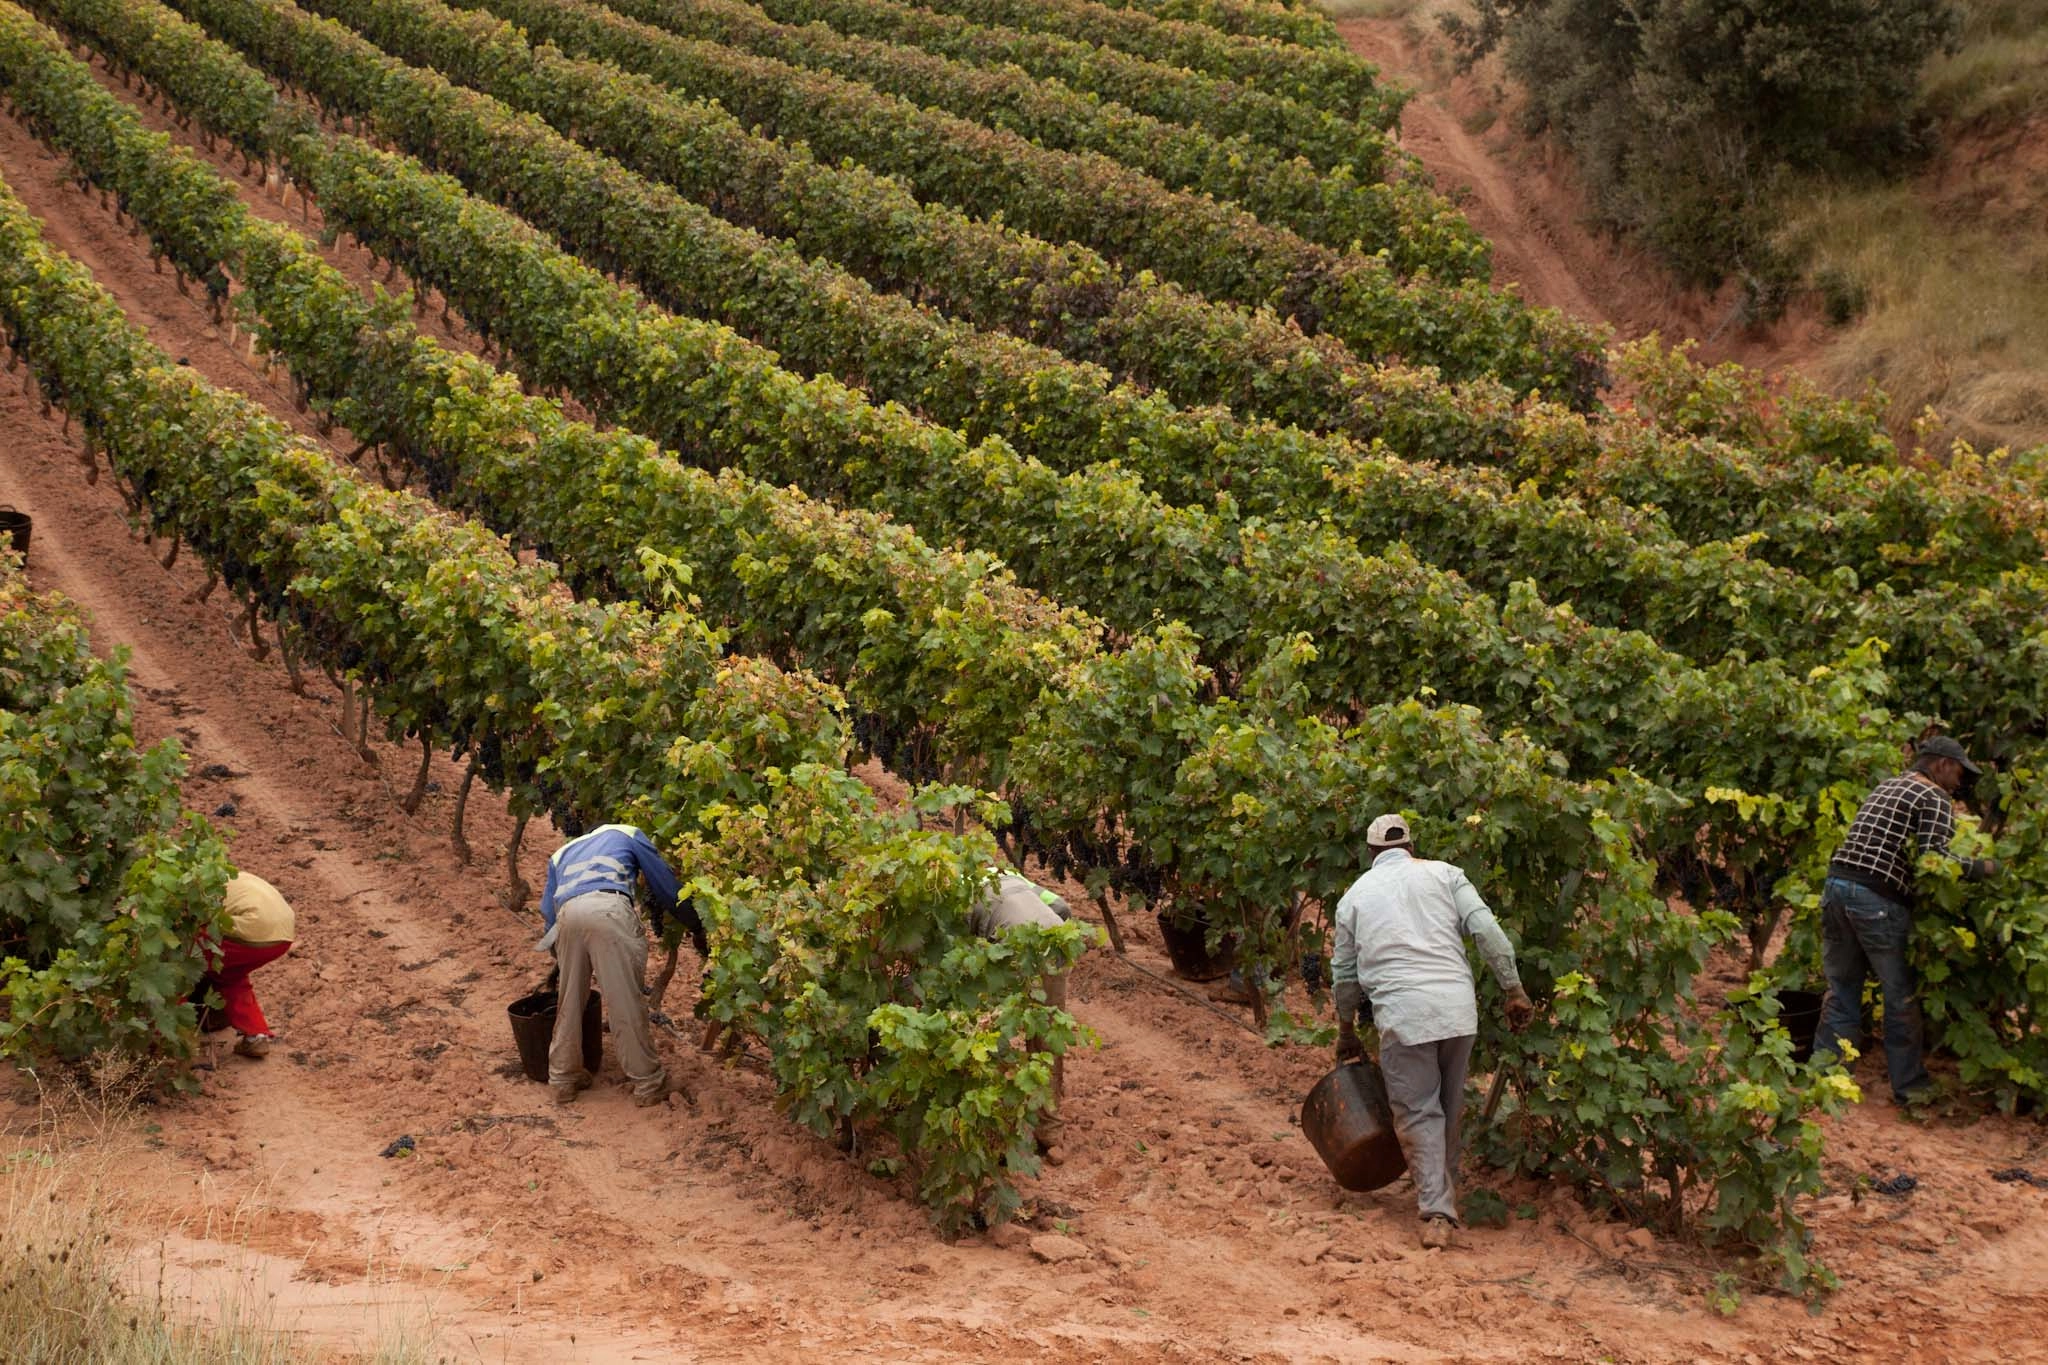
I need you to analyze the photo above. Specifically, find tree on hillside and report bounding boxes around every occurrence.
[1448,0,1962,313]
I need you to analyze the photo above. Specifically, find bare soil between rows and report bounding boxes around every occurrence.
[2,41,2046,1365]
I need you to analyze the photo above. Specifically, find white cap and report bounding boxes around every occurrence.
[1366,813,1412,849]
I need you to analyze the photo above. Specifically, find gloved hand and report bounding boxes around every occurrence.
[1333,979,1362,1030]
[1336,1023,1365,1065]
[1505,988,1535,1033]
[1967,856,2003,881]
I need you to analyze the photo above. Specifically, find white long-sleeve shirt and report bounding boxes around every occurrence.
[1331,848,1522,1046]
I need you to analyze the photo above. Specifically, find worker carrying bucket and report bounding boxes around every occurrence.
[1324,814,1533,1249]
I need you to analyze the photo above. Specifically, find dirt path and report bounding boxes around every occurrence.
[1339,16,1824,374]
[3,45,2047,1363]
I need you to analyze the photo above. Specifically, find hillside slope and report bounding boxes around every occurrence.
[1338,0,2048,454]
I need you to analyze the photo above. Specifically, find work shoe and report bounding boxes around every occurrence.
[1419,1216,1456,1250]
[233,1034,273,1060]
[550,1073,594,1106]
[633,1075,695,1108]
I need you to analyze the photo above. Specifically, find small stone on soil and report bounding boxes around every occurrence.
[1028,1234,1091,1265]
[989,1222,1033,1251]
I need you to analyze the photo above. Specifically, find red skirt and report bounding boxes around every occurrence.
[199,939,292,1037]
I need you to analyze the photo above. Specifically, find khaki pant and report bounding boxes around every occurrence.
[550,891,666,1101]
[1380,1032,1475,1221]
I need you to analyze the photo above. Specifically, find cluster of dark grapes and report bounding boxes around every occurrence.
[1033,827,1166,902]
[476,730,509,789]
[850,710,946,786]
[1662,849,1771,913]
[990,798,1033,865]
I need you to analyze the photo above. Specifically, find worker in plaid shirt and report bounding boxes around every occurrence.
[1815,736,2002,1102]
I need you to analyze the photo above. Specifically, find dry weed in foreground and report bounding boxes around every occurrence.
[2,1061,440,1365]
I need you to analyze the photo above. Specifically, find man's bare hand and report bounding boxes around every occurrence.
[1505,990,1535,1033]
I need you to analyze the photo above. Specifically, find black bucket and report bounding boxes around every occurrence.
[1302,1059,1408,1192]
[507,989,602,1084]
[0,506,30,563]
[1157,909,1236,982]
[1778,988,1825,1064]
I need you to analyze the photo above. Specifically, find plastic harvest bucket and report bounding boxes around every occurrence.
[1301,1058,1408,1191]
[507,988,602,1084]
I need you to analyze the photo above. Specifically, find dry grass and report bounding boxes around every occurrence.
[1788,183,2048,455]
[1924,0,2048,126]
[1315,0,1477,90]
[2,1067,441,1365]
[1314,0,1414,20]
[1317,0,1466,37]
[1780,0,2048,455]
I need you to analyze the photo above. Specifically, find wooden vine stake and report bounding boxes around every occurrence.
[1092,892,1127,955]
[647,940,681,1015]
[241,597,268,660]
[502,813,531,911]
[274,619,308,696]
[449,755,478,863]
[353,686,376,764]
[400,735,432,814]
[335,674,355,742]
[186,564,217,604]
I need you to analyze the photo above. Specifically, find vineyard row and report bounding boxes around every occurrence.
[1073,0,1341,51]
[879,0,1380,116]
[736,0,1382,177]
[0,558,232,1065]
[571,0,1450,272]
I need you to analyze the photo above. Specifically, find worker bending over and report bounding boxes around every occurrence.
[1815,736,2001,1104]
[1332,814,1533,1249]
[969,869,1072,1150]
[537,823,702,1108]
[201,871,297,1060]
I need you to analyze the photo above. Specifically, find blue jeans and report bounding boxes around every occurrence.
[1813,877,1930,1100]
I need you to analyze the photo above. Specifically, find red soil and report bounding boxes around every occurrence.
[1,43,2044,1365]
